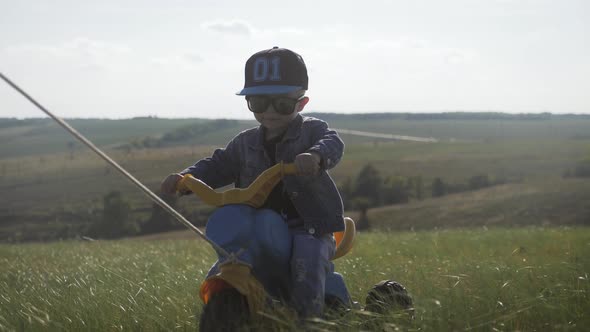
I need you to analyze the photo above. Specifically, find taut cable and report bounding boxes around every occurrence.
[0,72,229,258]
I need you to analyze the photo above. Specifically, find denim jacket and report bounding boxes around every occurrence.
[181,114,345,236]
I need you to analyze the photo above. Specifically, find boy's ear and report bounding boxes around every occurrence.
[296,96,310,113]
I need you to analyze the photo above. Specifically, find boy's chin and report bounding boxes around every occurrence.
[263,125,286,132]
[261,120,287,129]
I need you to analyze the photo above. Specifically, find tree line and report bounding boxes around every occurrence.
[119,120,240,150]
[81,162,511,239]
[85,191,215,239]
[338,163,507,230]
[563,158,590,179]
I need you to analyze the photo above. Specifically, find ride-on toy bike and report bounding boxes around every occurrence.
[176,162,412,330]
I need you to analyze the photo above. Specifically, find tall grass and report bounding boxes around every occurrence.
[342,227,589,331]
[0,227,588,331]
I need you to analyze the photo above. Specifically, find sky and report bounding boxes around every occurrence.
[0,0,588,119]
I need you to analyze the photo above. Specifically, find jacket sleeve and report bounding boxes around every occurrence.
[180,135,241,189]
[305,119,344,170]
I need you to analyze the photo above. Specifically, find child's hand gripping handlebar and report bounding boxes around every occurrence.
[176,162,354,260]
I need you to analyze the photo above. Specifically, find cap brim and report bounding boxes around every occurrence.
[235,85,303,96]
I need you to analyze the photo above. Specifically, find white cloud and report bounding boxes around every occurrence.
[183,52,204,64]
[200,19,306,39]
[2,38,132,70]
[150,52,204,70]
[360,38,477,66]
[201,20,253,36]
[278,27,305,35]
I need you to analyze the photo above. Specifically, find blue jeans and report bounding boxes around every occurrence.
[289,228,336,318]
[204,206,341,318]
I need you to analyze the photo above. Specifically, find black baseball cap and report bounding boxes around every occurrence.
[236,47,308,96]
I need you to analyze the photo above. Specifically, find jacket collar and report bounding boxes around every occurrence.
[250,114,303,150]
[283,113,304,141]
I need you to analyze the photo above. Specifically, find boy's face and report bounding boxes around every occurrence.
[248,92,309,132]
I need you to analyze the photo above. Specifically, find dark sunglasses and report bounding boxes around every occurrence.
[246,95,305,115]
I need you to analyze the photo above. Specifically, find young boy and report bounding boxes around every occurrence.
[161,47,346,318]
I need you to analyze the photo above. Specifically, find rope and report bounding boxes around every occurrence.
[0,71,229,258]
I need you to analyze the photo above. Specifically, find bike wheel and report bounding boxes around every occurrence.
[199,288,250,332]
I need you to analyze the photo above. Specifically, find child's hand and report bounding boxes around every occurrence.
[295,152,321,176]
[161,173,183,195]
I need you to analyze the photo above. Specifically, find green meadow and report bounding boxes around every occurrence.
[0,228,588,331]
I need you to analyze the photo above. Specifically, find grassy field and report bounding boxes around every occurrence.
[0,227,588,331]
[2,113,590,241]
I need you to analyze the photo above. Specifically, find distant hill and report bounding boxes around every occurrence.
[307,112,590,143]
[3,112,590,158]
[0,117,254,158]
[350,179,590,231]
[309,112,590,121]
[116,119,256,150]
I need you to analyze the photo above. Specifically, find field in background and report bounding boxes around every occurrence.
[349,178,590,231]
[1,114,590,241]
[0,227,588,331]
[3,114,590,159]
[0,118,209,157]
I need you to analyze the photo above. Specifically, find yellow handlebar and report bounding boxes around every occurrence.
[177,162,297,208]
